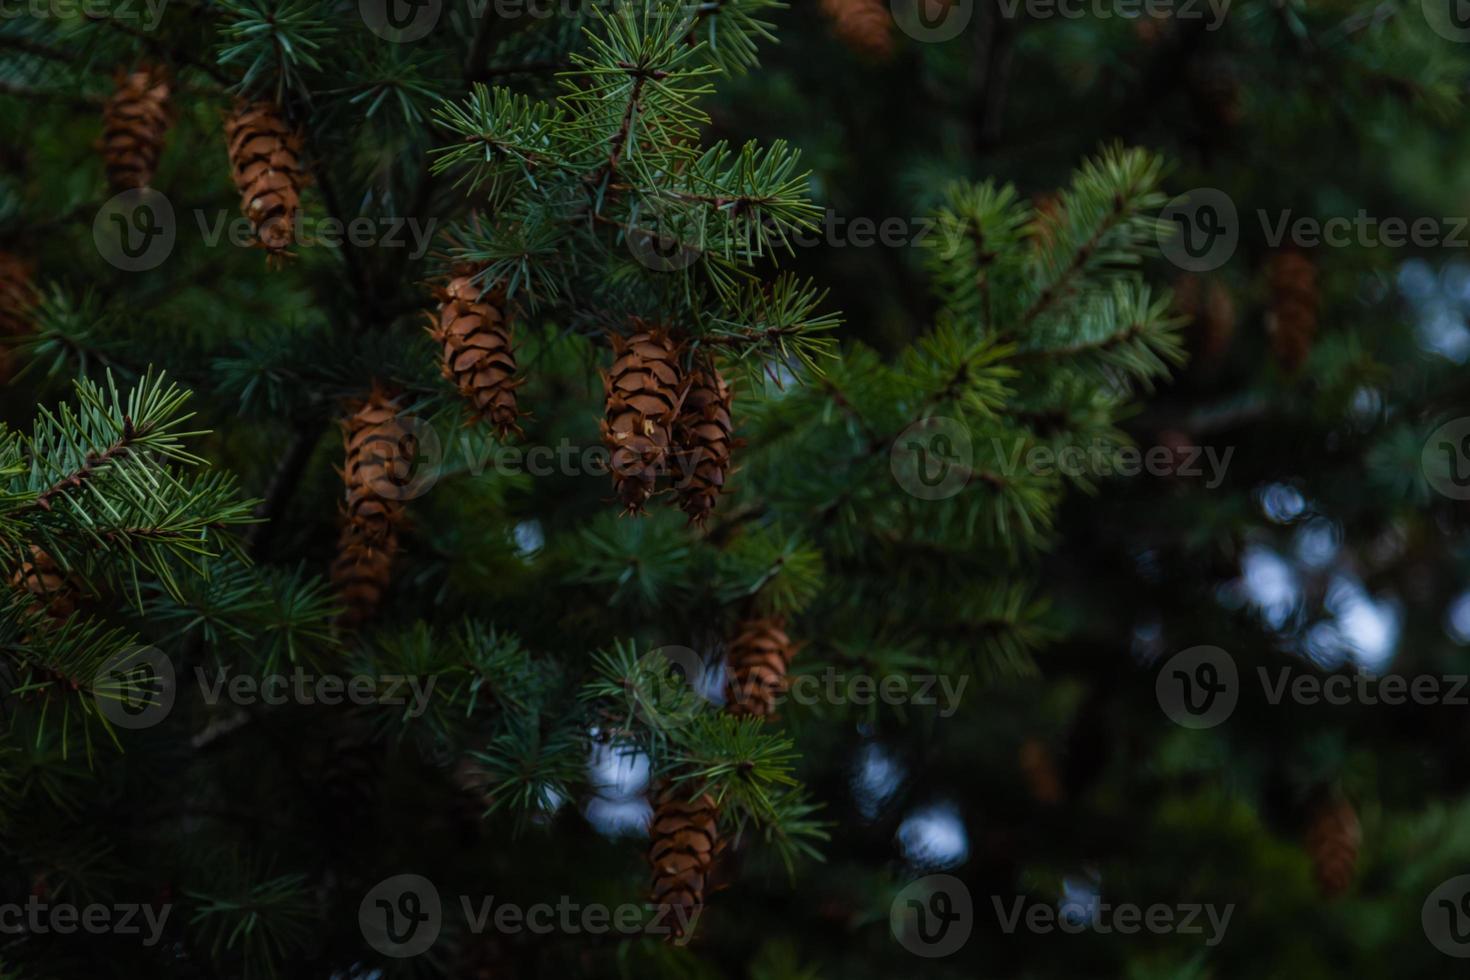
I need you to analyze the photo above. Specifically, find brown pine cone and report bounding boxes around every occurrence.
[1266,249,1318,373]
[101,65,171,191]
[0,251,36,384]
[331,388,413,627]
[9,545,76,622]
[1017,737,1063,805]
[648,781,720,940]
[601,326,686,515]
[673,363,733,526]
[223,101,308,255]
[1172,274,1236,363]
[820,0,894,58]
[431,271,524,438]
[1305,796,1361,898]
[724,616,797,718]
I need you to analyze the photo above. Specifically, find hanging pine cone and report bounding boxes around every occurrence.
[1017,737,1063,806]
[331,388,412,627]
[601,326,685,515]
[9,546,76,622]
[430,270,524,438]
[1186,54,1244,133]
[724,616,797,718]
[672,362,733,526]
[820,0,894,58]
[1305,796,1361,898]
[0,251,35,384]
[1266,249,1318,373]
[101,65,171,191]
[1172,274,1236,363]
[223,101,307,255]
[648,781,720,940]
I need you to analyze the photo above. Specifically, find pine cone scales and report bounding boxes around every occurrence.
[820,0,894,58]
[601,328,685,514]
[432,273,523,437]
[1306,797,1361,898]
[332,388,412,627]
[724,616,796,718]
[224,102,307,254]
[1172,274,1236,362]
[101,66,171,190]
[673,365,733,525]
[1266,250,1318,373]
[648,782,720,938]
[10,546,76,621]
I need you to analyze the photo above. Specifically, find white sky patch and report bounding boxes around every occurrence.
[897,802,968,871]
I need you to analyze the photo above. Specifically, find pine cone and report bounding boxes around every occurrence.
[223,101,307,255]
[0,251,36,384]
[9,545,76,621]
[672,363,733,526]
[101,65,171,191]
[648,781,720,939]
[724,616,796,718]
[1172,274,1236,362]
[1018,737,1063,805]
[1305,796,1360,898]
[431,271,524,438]
[331,388,412,627]
[601,327,686,514]
[820,0,894,58]
[1266,249,1318,373]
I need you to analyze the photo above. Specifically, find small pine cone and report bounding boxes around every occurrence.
[223,101,308,254]
[673,363,733,526]
[101,65,171,191]
[1266,249,1318,373]
[1017,737,1063,805]
[332,388,413,627]
[1029,193,1064,254]
[0,251,36,384]
[820,0,894,58]
[9,546,77,621]
[724,616,797,718]
[601,327,685,515]
[431,272,523,438]
[1172,274,1236,362]
[1305,796,1360,898]
[648,781,720,939]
